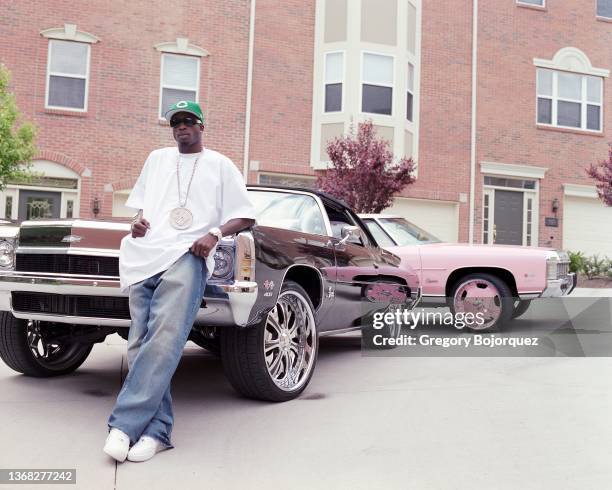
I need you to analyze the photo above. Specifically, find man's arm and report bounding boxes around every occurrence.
[190,217,255,258]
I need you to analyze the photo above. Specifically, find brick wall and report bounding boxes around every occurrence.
[0,0,250,218]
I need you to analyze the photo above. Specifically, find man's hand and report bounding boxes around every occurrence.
[190,233,218,258]
[131,218,151,238]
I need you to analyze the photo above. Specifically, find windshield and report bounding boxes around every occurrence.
[375,217,441,245]
[248,190,327,235]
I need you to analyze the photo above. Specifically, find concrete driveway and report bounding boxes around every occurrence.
[1,295,612,490]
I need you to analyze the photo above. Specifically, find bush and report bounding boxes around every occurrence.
[582,254,607,279]
[568,251,585,274]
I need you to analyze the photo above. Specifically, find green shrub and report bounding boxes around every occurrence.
[583,254,607,279]
[568,251,585,274]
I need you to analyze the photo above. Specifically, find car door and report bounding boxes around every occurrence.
[319,203,399,332]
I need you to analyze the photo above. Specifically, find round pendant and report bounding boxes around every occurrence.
[169,207,193,230]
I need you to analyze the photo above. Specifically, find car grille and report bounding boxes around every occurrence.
[15,254,119,277]
[12,292,130,319]
[557,262,570,278]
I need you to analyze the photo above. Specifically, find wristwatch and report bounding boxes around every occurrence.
[208,227,223,242]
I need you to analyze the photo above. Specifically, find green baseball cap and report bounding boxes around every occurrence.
[164,100,204,123]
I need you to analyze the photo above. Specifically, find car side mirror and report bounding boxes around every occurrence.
[339,225,361,245]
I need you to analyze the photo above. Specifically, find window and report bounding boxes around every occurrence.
[536,68,602,131]
[159,54,200,118]
[362,53,393,115]
[597,0,612,18]
[4,196,12,220]
[46,40,90,111]
[324,52,343,112]
[517,0,544,6]
[406,63,414,121]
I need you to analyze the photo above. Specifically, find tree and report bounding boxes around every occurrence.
[586,144,612,206]
[316,120,415,213]
[0,64,36,190]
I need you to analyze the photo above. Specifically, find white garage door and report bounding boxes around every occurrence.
[563,196,612,256]
[387,197,459,242]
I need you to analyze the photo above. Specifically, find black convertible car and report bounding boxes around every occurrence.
[0,186,420,401]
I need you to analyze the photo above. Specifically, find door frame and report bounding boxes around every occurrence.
[482,180,539,246]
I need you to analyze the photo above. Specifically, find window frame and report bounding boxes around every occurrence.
[516,0,545,7]
[536,68,603,133]
[323,50,345,114]
[360,50,395,117]
[158,53,201,120]
[45,39,91,112]
[406,62,415,122]
[597,0,612,19]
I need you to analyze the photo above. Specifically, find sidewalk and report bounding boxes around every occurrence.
[570,287,612,297]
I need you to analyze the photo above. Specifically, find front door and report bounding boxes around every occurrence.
[493,190,523,245]
[18,190,61,221]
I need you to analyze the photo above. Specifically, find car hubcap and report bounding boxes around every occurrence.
[26,320,87,370]
[263,290,316,392]
[453,279,502,330]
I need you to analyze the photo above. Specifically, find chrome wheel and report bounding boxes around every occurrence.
[263,289,317,392]
[453,278,502,330]
[26,320,92,371]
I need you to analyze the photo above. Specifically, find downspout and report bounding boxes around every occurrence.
[468,0,478,243]
[243,0,256,182]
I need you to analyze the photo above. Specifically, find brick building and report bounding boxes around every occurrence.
[1,0,611,255]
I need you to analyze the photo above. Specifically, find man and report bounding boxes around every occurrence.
[103,100,256,463]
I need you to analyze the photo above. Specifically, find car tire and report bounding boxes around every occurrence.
[512,300,531,319]
[362,304,402,350]
[450,273,514,332]
[220,281,318,402]
[0,312,93,377]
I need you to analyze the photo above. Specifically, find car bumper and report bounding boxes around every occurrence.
[539,272,577,298]
[0,272,258,328]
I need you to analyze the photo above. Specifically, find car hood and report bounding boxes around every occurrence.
[386,242,558,258]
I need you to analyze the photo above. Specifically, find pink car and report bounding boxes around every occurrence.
[359,214,577,331]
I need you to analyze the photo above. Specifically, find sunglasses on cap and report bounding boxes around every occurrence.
[170,116,202,128]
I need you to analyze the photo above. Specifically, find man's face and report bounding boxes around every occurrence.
[171,111,204,146]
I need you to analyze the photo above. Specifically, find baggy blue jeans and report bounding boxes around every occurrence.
[107,251,208,449]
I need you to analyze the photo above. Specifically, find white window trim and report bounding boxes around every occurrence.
[158,53,201,120]
[323,50,345,113]
[480,161,548,179]
[44,40,91,112]
[516,0,545,7]
[536,69,603,133]
[40,24,100,44]
[360,50,395,117]
[483,180,539,247]
[534,47,610,78]
[406,62,415,122]
[154,37,209,57]
[563,183,599,199]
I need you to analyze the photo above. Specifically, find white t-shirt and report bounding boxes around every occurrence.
[119,146,256,291]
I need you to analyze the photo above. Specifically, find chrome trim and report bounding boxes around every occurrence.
[0,273,258,327]
[518,293,541,300]
[4,270,120,280]
[21,219,130,231]
[17,247,120,256]
[540,273,576,298]
[319,326,361,337]
[11,311,132,327]
[234,230,256,282]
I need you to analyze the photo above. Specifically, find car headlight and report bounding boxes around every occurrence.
[0,240,15,269]
[546,257,558,280]
[212,247,234,279]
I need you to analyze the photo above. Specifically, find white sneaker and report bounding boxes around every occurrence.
[103,428,130,462]
[127,436,166,462]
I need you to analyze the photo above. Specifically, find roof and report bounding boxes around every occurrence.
[247,184,351,211]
